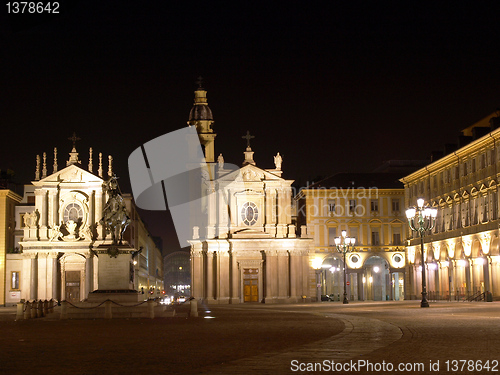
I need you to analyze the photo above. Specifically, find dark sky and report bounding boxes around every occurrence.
[2,1,500,253]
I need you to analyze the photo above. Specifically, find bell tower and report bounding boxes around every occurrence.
[187,77,216,163]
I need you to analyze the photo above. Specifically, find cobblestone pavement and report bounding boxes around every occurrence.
[1,301,500,374]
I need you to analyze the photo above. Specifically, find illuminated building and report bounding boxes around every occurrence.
[401,113,500,301]
[297,173,407,301]
[4,141,163,305]
[188,84,314,304]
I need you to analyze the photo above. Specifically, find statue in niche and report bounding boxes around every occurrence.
[274,152,282,170]
[100,175,131,245]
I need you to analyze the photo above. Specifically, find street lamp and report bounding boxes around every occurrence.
[406,198,437,308]
[334,230,355,304]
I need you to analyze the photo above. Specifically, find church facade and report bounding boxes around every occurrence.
[5,141,163,305]
[188,85,314,304]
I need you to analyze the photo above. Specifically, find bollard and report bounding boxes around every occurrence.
[147,299,155,319]
[104,300,112,319]
[30,301,37,319]
[43,300,49,316]
[16,302,24,321]
[24,301,31,320]
[190,299,198,317]
[49,299,54,313]
[60,301,68,320]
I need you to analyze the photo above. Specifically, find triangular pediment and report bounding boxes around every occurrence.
[218,164,284,182]
[34,164,104,185]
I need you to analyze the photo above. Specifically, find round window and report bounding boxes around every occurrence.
[350,254,360,263]
[393,254,403,266]
[241,202,259,226]
[64,202,84,224]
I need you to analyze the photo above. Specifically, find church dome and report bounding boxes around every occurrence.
[188,83,214,121]
[189,104,213,121]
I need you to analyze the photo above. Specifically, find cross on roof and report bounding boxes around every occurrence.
[196,76,203,88]
[242,130,255,148]
[68,132,81,148]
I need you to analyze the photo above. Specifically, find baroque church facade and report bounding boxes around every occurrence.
[188,85,314,304]
[5,140,163,305]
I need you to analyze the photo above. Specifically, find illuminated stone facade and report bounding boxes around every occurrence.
[4,144,163,305]
[188,86,314,304]
[297,173,407,301]
[401,113,500,300]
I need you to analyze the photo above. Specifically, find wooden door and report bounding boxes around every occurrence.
[65,271,81,303]
[243,268,259,302]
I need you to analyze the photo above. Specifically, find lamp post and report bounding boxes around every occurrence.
[335,230,355,304]
[405,198,437,308]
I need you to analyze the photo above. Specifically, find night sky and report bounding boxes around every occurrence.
[2,1,500,252]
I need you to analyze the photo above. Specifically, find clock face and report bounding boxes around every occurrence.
[64,202,84,223]
[241,201,259,226]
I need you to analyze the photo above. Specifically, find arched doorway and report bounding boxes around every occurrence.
[321,256,344,301]
[363,256,390,301]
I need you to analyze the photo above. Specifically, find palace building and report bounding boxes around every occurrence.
[297,173,407,301]
[401,113,500,301]
[4,140,163,305]
[188,84,314,304]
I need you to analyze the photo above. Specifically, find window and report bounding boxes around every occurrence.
[349,227,358,245]
[371,231,380,245]
[241,202,258,226]
[393,233,401,245]
[328,200,336,215]
[64,202,83,224]
[11,271,20,290]
[349,199,356,213]
[370,200,379,212]
[328,227,337,246]
[392,199,400,212]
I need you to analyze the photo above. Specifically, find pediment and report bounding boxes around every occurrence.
[219,164,284,183]
[34,164,104,185]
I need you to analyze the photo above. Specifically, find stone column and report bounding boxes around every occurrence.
[230,251,240,303]
[289,251,301,302]
[37,252,48,300]
[205,187,217,239]
[487,255,493,296]
[277,249,289,301]
[35,189,48,239]
[49,252,59,301]
[48,190,59,228]
[265,188,277,236]
[276,189,286,238]
[30,253,38,300]
[216,241,230,304]
[264,250,278,303]
[206,249,215,303]
[190,244,204,300]
[218,188,229,238]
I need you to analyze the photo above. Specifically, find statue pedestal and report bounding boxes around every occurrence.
[87,245,142,303]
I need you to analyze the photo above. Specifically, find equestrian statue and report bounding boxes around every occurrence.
[100,175,131,245]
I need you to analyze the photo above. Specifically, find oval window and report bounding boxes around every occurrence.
[241,202,259,226]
